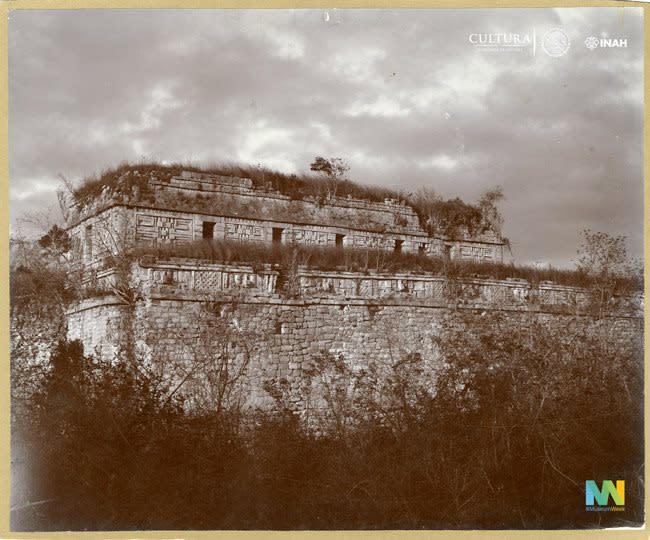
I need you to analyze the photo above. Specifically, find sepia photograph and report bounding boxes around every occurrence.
[8,5,645,532]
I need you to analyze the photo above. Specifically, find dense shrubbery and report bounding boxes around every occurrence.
[10,237,83,416]
[11,310,643,530]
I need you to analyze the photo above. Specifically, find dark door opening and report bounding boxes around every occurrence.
[202,221,215,239]
[272,227,284,244]
[394,239,403,253]
[418,243,426,255]
[335,234,345,248]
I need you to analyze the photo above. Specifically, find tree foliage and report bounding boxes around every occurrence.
[478,185,505,235]
[430,312,643,527]
[13,340,188,530]
[577,229,629,278]
[37,225,72,257]
[409,185,505,239]
[309,156,350,180]
[576,229,641,316]
[12,310,643,530]
[309,156,351,199]
[10,163,643,530]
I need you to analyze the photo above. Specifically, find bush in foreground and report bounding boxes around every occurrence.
[12,309,643,530]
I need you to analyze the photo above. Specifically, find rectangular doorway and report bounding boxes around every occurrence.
[202,221,215,239]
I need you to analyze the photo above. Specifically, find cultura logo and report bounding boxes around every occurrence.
[585,480,625,512]
[584,36,599,50]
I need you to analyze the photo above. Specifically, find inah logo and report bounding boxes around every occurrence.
[584,35,628,50]
[585,480,625,512]
[541,28,570,57]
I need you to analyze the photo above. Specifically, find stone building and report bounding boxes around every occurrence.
[62,166,642,419]
[65,169,505,272]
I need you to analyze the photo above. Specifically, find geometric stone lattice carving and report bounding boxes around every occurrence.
[194,271,224,291]
[136,213,193,244]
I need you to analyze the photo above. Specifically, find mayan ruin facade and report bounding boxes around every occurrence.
[65,169,506,266]
[63,167,643,415]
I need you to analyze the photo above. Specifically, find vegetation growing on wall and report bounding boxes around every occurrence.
[136,238,642,293]
[12,158,643,530]
[576,228,642,318]
[67,160,505,240]
[11,311,643,530]
[10,211,644,530]
[69,161,398,211]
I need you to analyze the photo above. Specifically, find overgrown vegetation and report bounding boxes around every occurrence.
[136,238,642,292]
[12,310,643,529]
[10,165,643,530]
[69,160,399,211]
[67,160,505,240]
[10,235,83,415]
[576,229,642,318]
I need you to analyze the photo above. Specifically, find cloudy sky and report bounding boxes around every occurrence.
[9,7,643,267]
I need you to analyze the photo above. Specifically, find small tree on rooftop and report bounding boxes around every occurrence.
[410,187,443,235]
[478,186,505,236]
[310,156,349,179]
[310,156,350,199]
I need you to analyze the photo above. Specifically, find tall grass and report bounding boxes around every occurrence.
[71,161,489,239]
[136,239,608,289]
[72,161,400,208]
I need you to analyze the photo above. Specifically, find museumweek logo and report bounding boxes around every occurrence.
[585,480,625,512]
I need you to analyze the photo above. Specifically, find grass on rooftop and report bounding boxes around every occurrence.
[72,161,496,240]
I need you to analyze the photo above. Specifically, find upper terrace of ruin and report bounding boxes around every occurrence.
[63,164,504,246]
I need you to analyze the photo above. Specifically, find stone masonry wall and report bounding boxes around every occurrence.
[66,296,128,361]
[67,205,505,274]
[67,260,644,419]
[94,258,643,315]
[152,170,425,235]
[65,169,506,269]
[133,298,449,413]
[67,293,643,418]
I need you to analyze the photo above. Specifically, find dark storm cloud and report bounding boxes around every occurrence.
[9,7,643,266]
